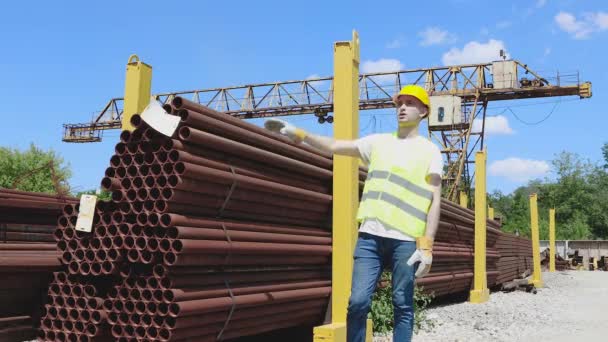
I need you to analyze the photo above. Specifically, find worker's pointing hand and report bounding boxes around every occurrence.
[264,118,307,143]
[407,237,433,278]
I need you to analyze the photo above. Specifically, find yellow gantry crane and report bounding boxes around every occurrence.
[62,53,591,202]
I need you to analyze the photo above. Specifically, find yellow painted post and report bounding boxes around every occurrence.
[459,191,468,208]
[549,208,556,272]
[469,151,489,303]
[593,258,598,271]
[313,30,360,342]
[122,54,152,132]
[488,207,494,220]
[529,194,543,287]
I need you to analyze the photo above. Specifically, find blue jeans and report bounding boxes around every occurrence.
[347,232,417,342]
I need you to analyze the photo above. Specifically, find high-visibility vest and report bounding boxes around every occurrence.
[356,134,435,238]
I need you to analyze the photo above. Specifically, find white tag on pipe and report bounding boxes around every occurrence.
[75,195,97,233]
[140,97,181,137]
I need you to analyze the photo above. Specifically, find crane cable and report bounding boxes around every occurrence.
[506,97,562,126]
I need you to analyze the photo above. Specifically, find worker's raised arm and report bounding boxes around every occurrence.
[264,118,360,157]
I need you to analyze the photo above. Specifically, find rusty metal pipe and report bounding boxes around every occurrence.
[166,148,328,193]
[153,267,328,285]
[163,252,329,267]
[164,177,329,213]
[154,200,324,228]
[121,154,134,167]
[173,160,331,203]
[175,108,332,169]
[162,309,321,341]
[168,239,330,256]
[177,127,331,180]
[170,97,331,159]
[161,187,328,221]
[164,297,326,329]
[164,226,331,245]
[164,279,331,303]
[158,214,329,237]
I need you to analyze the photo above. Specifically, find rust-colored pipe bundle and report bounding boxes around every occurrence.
[0,189,73,341]
[43,98,336,341]
[416,200,501,297]
[37,272,110,342]
[495,232,533,284]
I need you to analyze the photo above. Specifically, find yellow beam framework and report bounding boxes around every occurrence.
[529,194,543,287]
[488,207,495,220]
[459,191,468,208]
[470,150,489,303]
[314,30,361,342]
[549,208,556,272]
[122,54,152,131]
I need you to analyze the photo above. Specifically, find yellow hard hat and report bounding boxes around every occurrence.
[393,84,431,109]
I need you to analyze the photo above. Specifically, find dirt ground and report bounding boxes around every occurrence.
[380,271,608,341]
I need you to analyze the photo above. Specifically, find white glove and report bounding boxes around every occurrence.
[264,118,307,143]
[407,237,433,278]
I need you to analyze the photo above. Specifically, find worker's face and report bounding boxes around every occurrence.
[396,95,428,126]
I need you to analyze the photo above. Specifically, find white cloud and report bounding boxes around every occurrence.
[305,74,327,88]
[544,47,551,56]
[536,0,547,8]
[361,59,404,73]
[442,39,507,65]
[419,27,456,46]
[592,12,608,29]
[472,115,514,135]
[489,158,550,182]
[555,11,608,39]
[496,21,512,29]
[386,38,403,49]
[361,58,404,84]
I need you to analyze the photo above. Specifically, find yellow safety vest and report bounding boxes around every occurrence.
[356,134,434,238]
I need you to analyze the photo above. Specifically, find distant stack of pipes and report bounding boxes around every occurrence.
[0,189,74,341]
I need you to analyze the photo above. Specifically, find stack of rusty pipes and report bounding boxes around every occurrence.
[39,272,111,342]
[0,316,37,342]
[0,189,73,341]
[0,189,77,242]
[495,232,533,284]
[415,199,501,297]
[44,97,352,341]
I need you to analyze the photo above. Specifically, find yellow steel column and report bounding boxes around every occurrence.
[314,30,360,342]
[122,54,152,132]
[469,151,489,304]
[529,194,543,287]
[488,207,495,220]
[459,191,468,208]
[549,208,556,272]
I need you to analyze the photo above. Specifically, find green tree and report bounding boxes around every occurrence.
[488,147,608,240]
[75,189,112,201]
[0,144,71,194]
[602,142,608,169]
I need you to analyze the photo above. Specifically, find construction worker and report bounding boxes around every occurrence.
[264,84,442,342]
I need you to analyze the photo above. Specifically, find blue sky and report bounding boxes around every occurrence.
[0,0,606,194]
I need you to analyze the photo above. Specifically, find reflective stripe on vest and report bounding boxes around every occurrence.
[356,134,435,238]
[365,170,433,201]
[360,190,428,222]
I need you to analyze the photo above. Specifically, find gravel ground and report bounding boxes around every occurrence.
[375,271,608,342]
